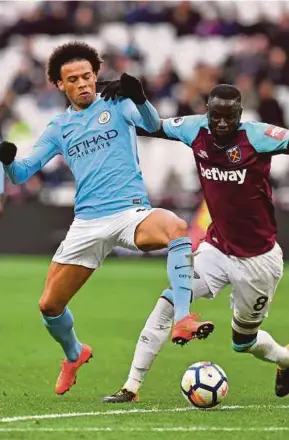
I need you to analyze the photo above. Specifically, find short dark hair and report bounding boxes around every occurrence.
[208,84,241,103]
[47,42,103,86]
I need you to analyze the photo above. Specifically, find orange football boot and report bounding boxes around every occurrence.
[55,344,93,395]
[171,313,214,345]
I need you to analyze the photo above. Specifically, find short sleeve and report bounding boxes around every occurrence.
[244,121,289,153]
[163,115,204,147]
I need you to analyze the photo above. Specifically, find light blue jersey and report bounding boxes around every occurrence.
[0,163,4,194]
[5,96,160,219]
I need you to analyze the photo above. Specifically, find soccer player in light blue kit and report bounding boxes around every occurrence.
[0,42,213,395]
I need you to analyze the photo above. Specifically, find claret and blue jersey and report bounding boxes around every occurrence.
[163,115,289,257]
[5,95,160,219]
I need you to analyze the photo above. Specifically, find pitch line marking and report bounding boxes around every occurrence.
[1,405,289,424]
[0,427,288,432]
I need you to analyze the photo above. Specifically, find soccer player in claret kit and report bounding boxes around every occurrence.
[103,84,289,403]
[0,42,213,395]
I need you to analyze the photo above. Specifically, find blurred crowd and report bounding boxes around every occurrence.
[1,0,289,210]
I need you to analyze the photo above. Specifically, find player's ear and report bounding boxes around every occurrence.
[239,106,243,119]
[57,80,64,92]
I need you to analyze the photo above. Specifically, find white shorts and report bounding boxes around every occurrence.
[53,207,155,269]
[192,242,284,334]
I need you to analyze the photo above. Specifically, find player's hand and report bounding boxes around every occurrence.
[99,73,147,105]
[0,141,17,165]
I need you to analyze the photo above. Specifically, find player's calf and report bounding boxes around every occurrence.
[134,209,194,325]
[232,324,289,397]
[231,313,264,353]
[232,329,258,353]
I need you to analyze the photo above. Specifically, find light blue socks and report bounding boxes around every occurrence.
[42,307,82,362]
[167,237,193,323]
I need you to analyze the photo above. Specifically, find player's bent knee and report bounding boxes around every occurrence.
[39,297,65,317]
[168,218,189,240]
[176,218,189,235]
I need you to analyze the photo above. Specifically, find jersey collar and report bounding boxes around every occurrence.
[67,94,101,115]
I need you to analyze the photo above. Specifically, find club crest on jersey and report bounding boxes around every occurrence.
[98,111,111,124]
[226,145,241,163]
[172,117,184,127]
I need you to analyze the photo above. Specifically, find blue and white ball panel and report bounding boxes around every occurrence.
[180,361,228,408]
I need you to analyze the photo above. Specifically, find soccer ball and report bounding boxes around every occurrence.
[181,361,228,408]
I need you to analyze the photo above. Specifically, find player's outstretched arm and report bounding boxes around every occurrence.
[0,141,47,184]
[0,124,60,184]
[245,121,289,155]
[99,73,160,133]
[137,115,202,148]
[136,121,177,140]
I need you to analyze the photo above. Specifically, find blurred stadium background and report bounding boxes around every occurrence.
[1,0,289,256]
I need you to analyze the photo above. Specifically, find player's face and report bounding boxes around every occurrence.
[207,97,242,146]
[57,60,97,110]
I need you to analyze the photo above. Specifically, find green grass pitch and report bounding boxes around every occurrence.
[0,256,289,439]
